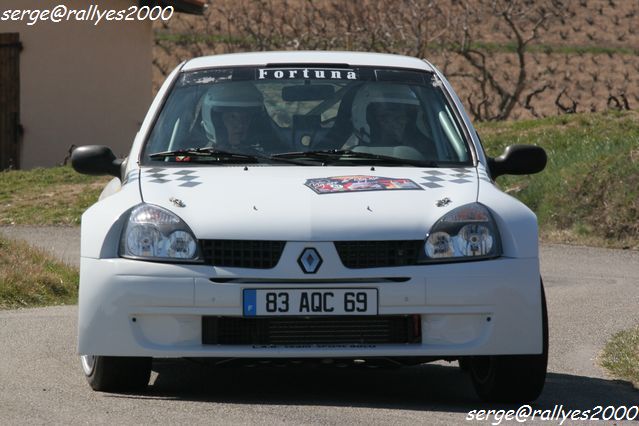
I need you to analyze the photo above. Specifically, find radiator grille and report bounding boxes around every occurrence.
[334,240,423,268]
[199,240,424,269]
[202,316,421,345]
[200,240,285,269]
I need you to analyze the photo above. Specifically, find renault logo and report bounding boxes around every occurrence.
[298,248,323,274]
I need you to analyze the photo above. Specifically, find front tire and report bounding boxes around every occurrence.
[468,280,548,403]
[81,355,152,392]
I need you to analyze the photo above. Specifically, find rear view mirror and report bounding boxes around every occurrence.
[282,85,334,101]
[489,144,547,179]
[71,145,123,178]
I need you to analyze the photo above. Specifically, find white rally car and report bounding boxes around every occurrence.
[72,51,548,402]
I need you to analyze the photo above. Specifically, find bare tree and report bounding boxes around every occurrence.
[555,87,578,113]
[445,0,569,121]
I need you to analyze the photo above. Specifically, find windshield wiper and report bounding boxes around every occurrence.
[271,149,439,167]
[150,147,315,166]
[150,147,260,163]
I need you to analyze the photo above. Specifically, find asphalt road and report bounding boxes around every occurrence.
[0,227,638,425]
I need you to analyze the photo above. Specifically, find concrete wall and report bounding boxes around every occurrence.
[1,0,153,168]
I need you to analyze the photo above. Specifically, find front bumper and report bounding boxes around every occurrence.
[78,242,542,358]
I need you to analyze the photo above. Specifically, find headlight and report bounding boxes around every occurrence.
[422,203,500,262]
[120,204,200,261]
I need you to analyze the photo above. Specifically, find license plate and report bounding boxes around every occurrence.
[243,288,378,316]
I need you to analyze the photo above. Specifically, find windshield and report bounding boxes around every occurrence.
[142,66,472,166]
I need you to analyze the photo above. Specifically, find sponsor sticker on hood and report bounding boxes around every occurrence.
[304,175,423,194]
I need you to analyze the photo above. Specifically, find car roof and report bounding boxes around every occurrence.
[182,51,434,72]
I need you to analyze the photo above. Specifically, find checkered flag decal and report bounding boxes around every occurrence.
[420,168,475,189]
[143,168,202,187]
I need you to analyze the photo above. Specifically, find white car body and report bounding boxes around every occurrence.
[74,51,546,400]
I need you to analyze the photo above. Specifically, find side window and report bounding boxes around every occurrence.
[414,86,470,162]
[439,104,466,159]
[144,86,207,157]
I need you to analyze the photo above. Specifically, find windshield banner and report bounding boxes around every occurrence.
[258,68,358,80]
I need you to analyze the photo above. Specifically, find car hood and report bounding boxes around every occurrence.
[138,166,478,240]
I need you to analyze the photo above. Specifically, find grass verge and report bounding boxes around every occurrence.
[600,326,639,389]
[0,166,109,226]
[478,110,639,250]
[0,236,78,309]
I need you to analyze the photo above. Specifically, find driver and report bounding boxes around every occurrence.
[367,101,414,146]
[200,82,275,152]
[344,83,436,159]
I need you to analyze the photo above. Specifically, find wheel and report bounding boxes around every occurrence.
[80,355,152,392]
[468,280,548,403]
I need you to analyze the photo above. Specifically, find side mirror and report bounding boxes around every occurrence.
[488,144,547,179]
[71,145,123,178]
